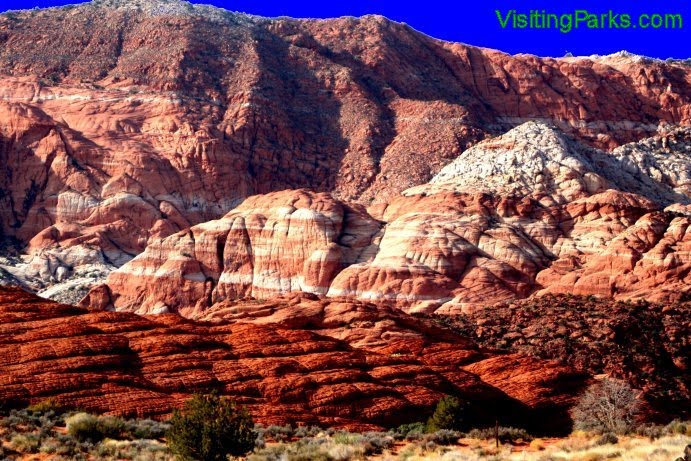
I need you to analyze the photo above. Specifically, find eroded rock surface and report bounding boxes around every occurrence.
[0,286,587,432]
[92,123,691,314]
[0,1,690,297]
[84,190,381,316]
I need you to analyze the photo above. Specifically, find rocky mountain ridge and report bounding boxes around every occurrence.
[0,0,690,301]
[433,294,690,420]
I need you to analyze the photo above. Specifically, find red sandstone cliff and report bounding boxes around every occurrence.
[0,0,689,432]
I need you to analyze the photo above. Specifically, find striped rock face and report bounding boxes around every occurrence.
[0,286,588,433]
[84,190,381,316]
[88,123,691,315]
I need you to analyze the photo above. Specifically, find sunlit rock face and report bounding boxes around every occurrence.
[1,1,690,299]
[91,122,691,314]
[0,286,589,433]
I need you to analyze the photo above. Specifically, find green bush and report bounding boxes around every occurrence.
[294,425,323,438]
[124,418,170,439]
[466,426,533,443]
[425,429,461,445]
[167,393,255,461]
[91,439,171,460]
[426,395,469,432]
[265,424,294,442]
[99,415,126,439]
[331,431,361,445]
[27,398,66,415]
[65,413,125,442]
[247,438,364,461]
[66,413,103,442]
[393,421,426,440]
[10,433,41,453]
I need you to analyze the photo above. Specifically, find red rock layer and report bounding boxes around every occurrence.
[0,287,587,432]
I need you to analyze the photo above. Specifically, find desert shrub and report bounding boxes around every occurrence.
[665,419,690,436]
[326,442,363,461]
[37,423,54,439]
[427,395,469,432]
[27,398,66,415]
[247,444,290,461]
[124,418,170,440]
[294,425,323,438]
[66,412,103,442]
[393,421,426,440]
[571,378,639,434]
[7,408,40,428]
[634,423,665,439]
[360,432,395,454]
[424,429,461,445]
[93,442,119,458]
[248,442,336,461]
[39,437,64,454]
[595,432,618,445]
[65,412,125,442]
[167,393,255,461]
[418,439,437,452]
[10,433,41,453]
[53,433,80,456]
[265,424,294,442]
[331,431,361,445]
[466,426,533,443]
[92,439,171,461]
[98,415,126,439]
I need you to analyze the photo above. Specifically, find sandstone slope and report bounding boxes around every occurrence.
[1,0,690,297]
[0,286,587,433]
[91,123,691,314]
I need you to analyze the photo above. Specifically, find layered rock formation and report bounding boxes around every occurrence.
[0,0,689,436]
[91,122,691,314]
[84,190,381,315]
[0,0,690,298]
[0,286,587,432]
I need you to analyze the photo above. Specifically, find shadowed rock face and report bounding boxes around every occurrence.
[433,294,691,421]
[0,286,588,433]
[0,0,690,299]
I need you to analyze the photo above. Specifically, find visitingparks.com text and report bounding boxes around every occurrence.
[496,9,683,33]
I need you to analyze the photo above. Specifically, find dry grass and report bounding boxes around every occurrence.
[380,434,690,460]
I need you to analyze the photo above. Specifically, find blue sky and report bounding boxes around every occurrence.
[1,0,689,59]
